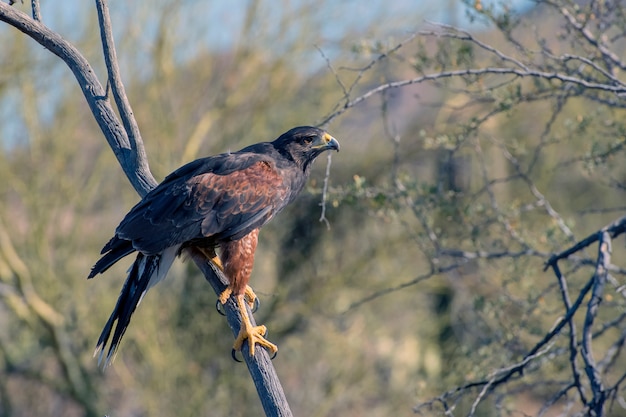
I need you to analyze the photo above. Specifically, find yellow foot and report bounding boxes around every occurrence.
[218,285,258,310]
[218,287,232,305]
[198,247,224,271]
[232,295,278,358]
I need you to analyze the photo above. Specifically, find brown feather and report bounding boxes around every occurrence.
[222,229,259,296]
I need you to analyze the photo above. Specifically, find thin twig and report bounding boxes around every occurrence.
[318,152,333,229]
[319,65,626,126]
[557,4,626,71]
[339,31,419,97]
[30,0,40,21]
[315,45,349,105]
[468,342,556,416]
[420,24,531,71]
[499,140,577,242]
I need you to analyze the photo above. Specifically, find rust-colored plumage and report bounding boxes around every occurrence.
[89,126,339,367]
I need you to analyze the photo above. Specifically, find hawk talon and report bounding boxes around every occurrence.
[250,296,260,313]
[263,327,277,360]
[231,346,275,362]
[243,285,259,311]
[218,286,259,311]
[217,295,257,316]
[215,300,226,316]
[218,287,232,305]
[230,296,278,359]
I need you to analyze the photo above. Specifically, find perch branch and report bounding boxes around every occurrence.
[188,249,293,417]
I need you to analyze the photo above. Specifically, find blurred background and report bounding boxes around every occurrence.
[1,0,626,416]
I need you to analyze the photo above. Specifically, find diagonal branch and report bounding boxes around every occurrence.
[557,4,626,72]
[188,249,292,417]
[545,214,626,270]
[0,2,157,195]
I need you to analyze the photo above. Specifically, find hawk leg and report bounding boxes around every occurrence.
[231,294,278,357]
[218,285,258,310]
[199,247,258,310]
[210,231,275,357]
[197,247,224,270]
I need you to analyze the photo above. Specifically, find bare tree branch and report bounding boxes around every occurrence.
[30,0,40,21]
[94,0,152,196]
[188,249,293,417]
[320,64,626,126]
[581,231,611,415]
[556,4,626,72]
[467,342,556,417]
[551,260,588,404]
[0,2,157,195]
[545,215,626,269]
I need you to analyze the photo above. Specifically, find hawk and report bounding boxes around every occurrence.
[89,126,339,367]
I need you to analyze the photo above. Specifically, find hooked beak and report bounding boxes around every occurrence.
[313,132,340,152]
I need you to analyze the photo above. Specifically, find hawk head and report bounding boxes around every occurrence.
[273,126,339,169]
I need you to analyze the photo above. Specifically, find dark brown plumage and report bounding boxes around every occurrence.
[89,126,339,366]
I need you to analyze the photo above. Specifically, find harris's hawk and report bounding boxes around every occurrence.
[89,126,339,367]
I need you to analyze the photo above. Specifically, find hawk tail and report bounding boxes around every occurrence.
[88,238,135,279]
[94,246,178,368]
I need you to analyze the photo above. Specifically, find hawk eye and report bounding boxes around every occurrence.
[302,135,315,145]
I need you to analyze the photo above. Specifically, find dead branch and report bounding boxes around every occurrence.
[545,214,626,270]
[0,2,156,195]
[581,231,611,415]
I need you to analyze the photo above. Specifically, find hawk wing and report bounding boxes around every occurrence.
[116,152,290,254]
[88,150,292,279]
